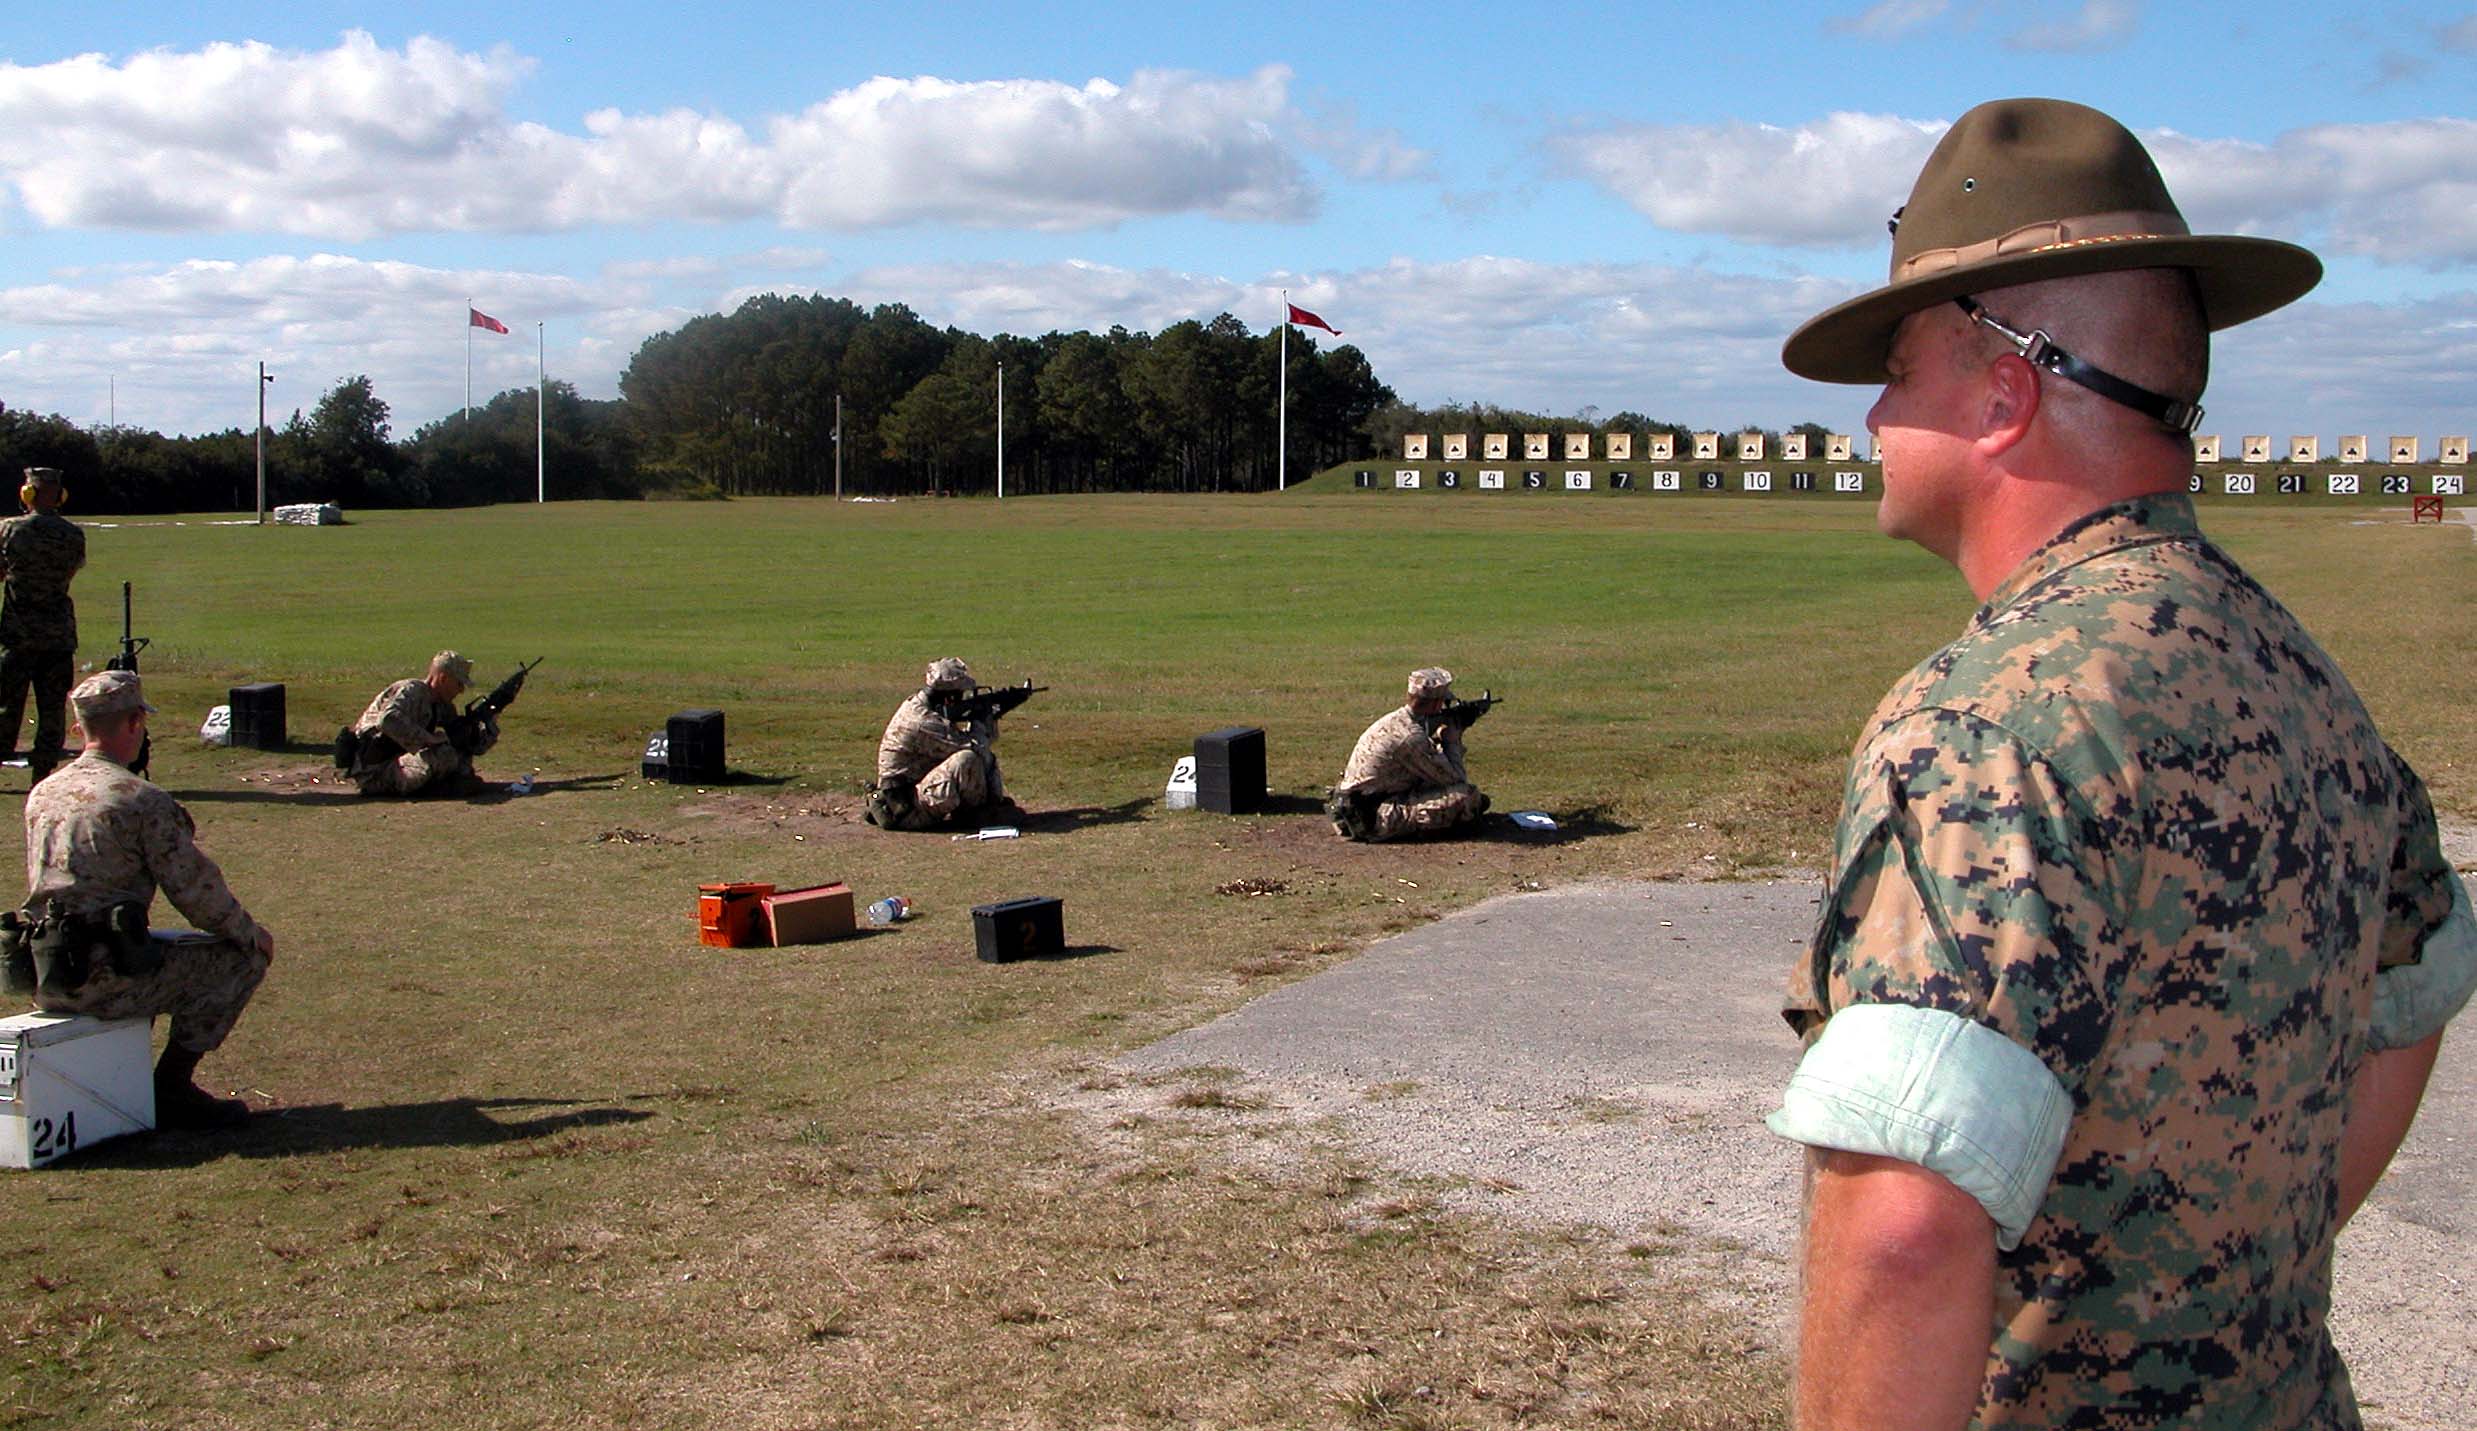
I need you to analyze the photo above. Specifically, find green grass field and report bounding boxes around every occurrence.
[1,489,2467,1429]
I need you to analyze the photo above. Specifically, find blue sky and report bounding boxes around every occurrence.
[5,2,2476,447]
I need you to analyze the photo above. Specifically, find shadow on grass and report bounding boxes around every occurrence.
[224,737,349,759]
[984,943,1120,963]
[678,769,793,790]
[66,1096,655,1167]
[168,784,362,807]
[1019,797,1150,833]
[1473,804,1634,846]
[1255,793,1331,817]
[471,771,628,804]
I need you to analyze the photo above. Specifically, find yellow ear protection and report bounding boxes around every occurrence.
[19,484,64,511]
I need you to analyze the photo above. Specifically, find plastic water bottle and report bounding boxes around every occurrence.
[865,895,912,925]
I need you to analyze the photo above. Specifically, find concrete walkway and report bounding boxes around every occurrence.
[1119,876,2475,1430]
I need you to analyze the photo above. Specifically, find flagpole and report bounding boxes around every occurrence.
[536,321,546,503]
[464,298,473,422]
[1278,292,1289,493]
[995,361,1006,501]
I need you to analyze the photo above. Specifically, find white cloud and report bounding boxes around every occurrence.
[1829,0,1953,39]
[2146,119,2477,267]
[1550,112,1946,248]
[8,251,2471,449]
[0,34,1317,238]
[2004,0,2138,52]
[1557,108,2477,268]
[0,253,662,436]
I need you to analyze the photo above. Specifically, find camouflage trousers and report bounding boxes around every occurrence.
[36,933,270,1054]
[0,646,73,782]
[1362,782,1486,842]
[355,743,472,797]
[883,748,1003,830]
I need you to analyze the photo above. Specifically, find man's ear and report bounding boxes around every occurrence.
[1979,352,2041,455]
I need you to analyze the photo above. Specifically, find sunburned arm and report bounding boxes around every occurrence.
[1796,1148,1993,1431]
[2336,1030,2443,1230]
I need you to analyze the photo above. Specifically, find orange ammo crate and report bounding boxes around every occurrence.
[697,882,775,948]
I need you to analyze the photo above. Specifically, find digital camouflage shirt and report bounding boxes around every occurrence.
[23,750,264,947]
[876,691,990,786]
[1775,494,2464,1430]
[0,511,85,651]
[1335,706,1466,797]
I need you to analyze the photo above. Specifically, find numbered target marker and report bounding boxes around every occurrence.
[1652,469,1681,492]
[1610,470,1635,490]
[2381,474,2412,495]
[1478,469,1505,490]
[1697,470,1723,491]
[2277,473,2303,495]
[2328,473,2360,496]
[1522,470,1546,489]
[2223,472,2256,496]
[1439,469,1461,489]
[1789,470,1816,492]
[2435,474,2466,496]
[1354,470,1374,488]
[1743,470,1772,492]
[1564,470,1592,490]
[1395,469,1422,489]
[1834,470,1866,493]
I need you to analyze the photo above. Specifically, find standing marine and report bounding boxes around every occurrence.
[0,468,87,786]
[1327,667,1489,842]
[1764,97,2474,1430]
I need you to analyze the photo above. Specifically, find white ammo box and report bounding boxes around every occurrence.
[0,1012,155,1167]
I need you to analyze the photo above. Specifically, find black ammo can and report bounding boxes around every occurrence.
[1193,726,1266,814]
[663,709,726,784]
[972,896,1064,963]
[228,683,287,751]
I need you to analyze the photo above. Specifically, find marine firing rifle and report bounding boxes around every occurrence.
[1436,689,1499,732]
[937,681,1045,727]
[447,657,543,756]
[104,582,152,776]
[103,581,148,673]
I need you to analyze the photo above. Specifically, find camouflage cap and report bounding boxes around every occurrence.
[430,650,476,686]
[1408,667,1455,700]
[21,468,62,488]
[924,657,975,693]
[70,669,155,723]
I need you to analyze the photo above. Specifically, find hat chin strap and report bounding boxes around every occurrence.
[1955,296,2201,435]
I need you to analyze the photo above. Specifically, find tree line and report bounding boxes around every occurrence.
[0,292,1838,512]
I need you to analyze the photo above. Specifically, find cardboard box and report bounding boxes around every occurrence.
[697,882,774,948]
[765,883,855,945]
[1,1012,155,1168]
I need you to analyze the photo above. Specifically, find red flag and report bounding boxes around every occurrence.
[470,307,510,334]
[1286,302,1339,336]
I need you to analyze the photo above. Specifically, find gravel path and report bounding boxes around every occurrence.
[1113,864,2476,1430]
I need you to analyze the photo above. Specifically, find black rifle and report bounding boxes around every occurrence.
[1437,689,1499,732]
[104,582,152,776]
[937,681,1045,726]
[447,657,542,756]
[103,581,148,673]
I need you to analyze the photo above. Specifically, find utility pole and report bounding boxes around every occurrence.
[256,362,274,524]
[536,322,546,503]
[996,361,1006,500]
